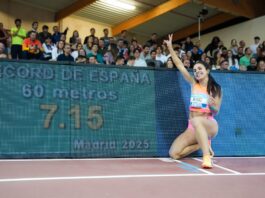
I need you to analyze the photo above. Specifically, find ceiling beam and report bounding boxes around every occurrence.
[55,0,97,21]
[169,13,236,41]
[200,0,256,18]
[111,0,190,36]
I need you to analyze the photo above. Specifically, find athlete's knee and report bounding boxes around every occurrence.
[169,148,181,159]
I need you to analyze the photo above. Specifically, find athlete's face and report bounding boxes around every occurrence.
[193,63,209,81]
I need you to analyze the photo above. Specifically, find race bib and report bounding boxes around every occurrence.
[190,94,208,108]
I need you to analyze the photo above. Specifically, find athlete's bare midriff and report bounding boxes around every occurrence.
[189,111,212,119]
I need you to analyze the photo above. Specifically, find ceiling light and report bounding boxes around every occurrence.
[101,0,136,10]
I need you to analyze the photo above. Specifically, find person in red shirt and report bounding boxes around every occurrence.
[22,31,43,59]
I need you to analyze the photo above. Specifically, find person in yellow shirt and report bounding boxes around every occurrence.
[11,18,26,59]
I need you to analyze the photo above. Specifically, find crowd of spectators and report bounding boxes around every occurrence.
[0,19,265,72]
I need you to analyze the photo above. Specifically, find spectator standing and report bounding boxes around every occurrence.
[39,25,52,44]
[10,18,26,59]
[26,21,39,38]
[52,25,68,44]
[100,28,111,48]
[250,36,261,55]
[69,30,79,45]
[204,36,220,57]
[0,23,8,48]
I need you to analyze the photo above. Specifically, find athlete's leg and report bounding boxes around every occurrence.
[190,117,218,168]
[169,128,198,159]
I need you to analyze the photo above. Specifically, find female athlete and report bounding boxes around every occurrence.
[164,34,222,169]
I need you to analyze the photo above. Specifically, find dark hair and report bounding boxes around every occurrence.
[195,61,221,98]
[42,25,49,30]
[15,18,21,23]
[32,21,38,26]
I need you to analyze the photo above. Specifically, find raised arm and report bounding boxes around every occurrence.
[164,34,194,85]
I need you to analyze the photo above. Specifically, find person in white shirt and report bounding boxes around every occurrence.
[42,36,55,60]
[156,45,167,64]
[133,48,147,67]
[51,40,64,61]
[250,36,261,55]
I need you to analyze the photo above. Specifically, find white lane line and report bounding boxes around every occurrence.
[0,157,264,163]
[0,158,161,162]
[173,159,214,175]
[193,158,241,175]
[1,173,265,183]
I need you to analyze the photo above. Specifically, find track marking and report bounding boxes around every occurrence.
[173,159,214,175]
[0,157,264,163]
[193,158,241,174]
[0,173,265,183]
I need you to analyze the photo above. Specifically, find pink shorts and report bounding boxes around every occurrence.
[188,116,218,140]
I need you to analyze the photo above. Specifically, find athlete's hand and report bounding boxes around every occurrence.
[163,34,173,48]
[208,96,216,106]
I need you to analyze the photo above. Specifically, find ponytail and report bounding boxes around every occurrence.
[207,74,221,98]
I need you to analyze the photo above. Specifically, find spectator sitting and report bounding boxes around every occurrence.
[247,57,257,71]
[57,43,74,62]
[87,44,104,64]
[146,49,163,68]
[27,21,39,38]
[230,39,238,55]
[140,45,151,60]
[239,40,246,50]
[127,56,135,66]
[83,35,93,55]
[115,55,125,66]
[39,25,52,44]
[133,48,147,67]
[51,40,64,61]
[42,36,55,60]
[0,42,7,59]
[183,36,194,52]
[0,23,8,48]
[156,45,167,64]
[219,60,229,71]
[166,57,176,68]
[117,39,129,61]
[257,60,265,72]
[227,50,239,71]
[71,43,83,61]
[191,45,201,62]
[69,30,79,45]
[98,38,105,55]
[76,49,87,64]
[183,59,191,69]
[239,47,252,71]
[235,46,244,61]
[103,43,118,65]
[87,54,98,64]
[22,31,43,60]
